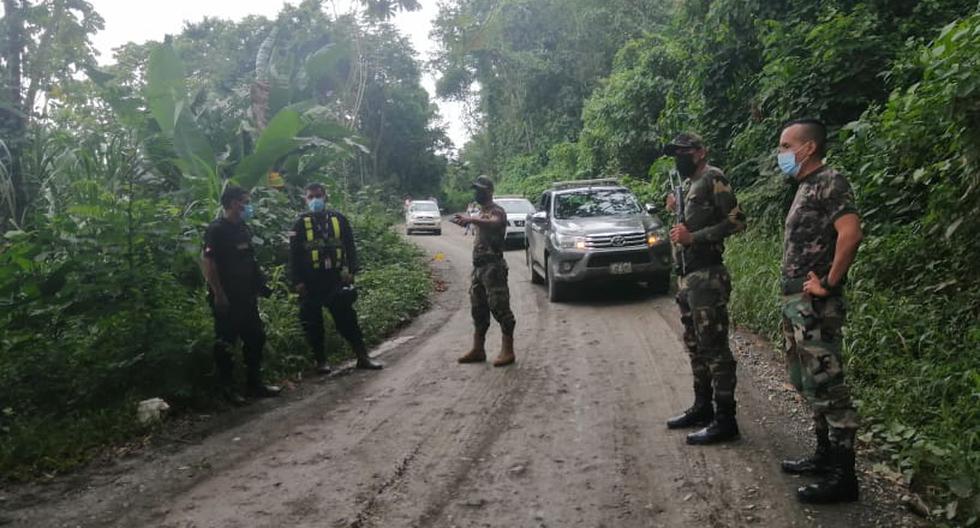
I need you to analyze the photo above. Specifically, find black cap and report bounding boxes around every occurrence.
[472,175,495,192]
[664,132,705,155]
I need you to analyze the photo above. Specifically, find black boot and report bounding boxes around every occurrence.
[783,428,832,475]
[245,369,281,398]
[354,345,383,370]
[245,383,282,398]
[220,386,246,406]
[797,448,859,504]
[315,360,333,375]
[666,388,714,429]
[686,413,740,445]
[687,398,739,445]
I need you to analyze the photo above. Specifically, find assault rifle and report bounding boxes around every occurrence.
[669,169,687,276]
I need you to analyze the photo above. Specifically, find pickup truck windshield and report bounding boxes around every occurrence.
[410,202,439,213]
[497,200,535,214]
[554,190,641,219]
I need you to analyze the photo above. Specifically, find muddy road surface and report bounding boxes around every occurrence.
[4,227,918,528]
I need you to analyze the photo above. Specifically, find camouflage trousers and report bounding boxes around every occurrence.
[471,258,516,336]
[676,265,737,413]
[782,293,859,450]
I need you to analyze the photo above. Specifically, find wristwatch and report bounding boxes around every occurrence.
[819,276,844,296]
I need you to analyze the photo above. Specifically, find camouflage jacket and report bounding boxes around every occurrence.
[782,166,859,281]
[473,201,507,265]
[675,165,747,275]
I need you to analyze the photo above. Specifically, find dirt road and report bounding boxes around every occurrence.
[3,227,918,528]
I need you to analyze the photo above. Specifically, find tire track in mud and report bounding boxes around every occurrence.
[350,440,424,528]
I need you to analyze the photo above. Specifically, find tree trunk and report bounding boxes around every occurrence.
[1,0,27,227]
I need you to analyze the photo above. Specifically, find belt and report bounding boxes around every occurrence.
[676,259,725,277]
[473,254,504,266]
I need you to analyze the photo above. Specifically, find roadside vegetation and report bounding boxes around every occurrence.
[434,1,980,523]
[0,0,436,480]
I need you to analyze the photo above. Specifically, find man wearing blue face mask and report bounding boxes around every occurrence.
[289,182,382,374]
[201,185,280,404]
[777,119,863,504]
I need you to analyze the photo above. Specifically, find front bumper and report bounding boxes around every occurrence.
[549,243,671,282]
[407,219,442,230]
[505,228,526,242]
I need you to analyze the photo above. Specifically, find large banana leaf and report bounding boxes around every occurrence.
[145,43,216,185]
[233,109,306,189]
[305,42,352,95]
[146,44,187,134]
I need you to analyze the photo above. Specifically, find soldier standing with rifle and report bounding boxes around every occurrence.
[663,133,747,445]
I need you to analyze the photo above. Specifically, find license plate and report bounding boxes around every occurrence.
[514,220,525,227]
[610,262,632,275]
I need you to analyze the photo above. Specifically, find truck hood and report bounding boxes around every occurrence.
[552,215,661,235]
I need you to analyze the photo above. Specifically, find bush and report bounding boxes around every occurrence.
[0,181,431,479]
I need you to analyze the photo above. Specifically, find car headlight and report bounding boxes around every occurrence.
[554,233,587,250]
[646,228,668,247]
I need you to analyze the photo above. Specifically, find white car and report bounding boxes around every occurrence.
[495,196,536,248]
[405,200,442,235]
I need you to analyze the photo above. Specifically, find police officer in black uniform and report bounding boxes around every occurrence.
[201,185,281,404]
[289,183,382,373]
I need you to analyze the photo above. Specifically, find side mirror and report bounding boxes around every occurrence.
[530,211,548,223]
[645,203,659,215]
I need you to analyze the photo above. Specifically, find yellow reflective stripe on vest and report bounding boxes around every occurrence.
[331,216,343,268]
[304,216,320,269]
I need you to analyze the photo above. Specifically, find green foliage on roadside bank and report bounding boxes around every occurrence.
[0,0,439,481]
[0,185,430,480]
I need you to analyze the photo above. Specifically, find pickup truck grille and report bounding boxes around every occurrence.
[586,232,647,249]
[588,251,651,268]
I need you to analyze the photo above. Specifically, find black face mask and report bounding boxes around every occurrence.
[474,189,489,203]
[675,154,697,177]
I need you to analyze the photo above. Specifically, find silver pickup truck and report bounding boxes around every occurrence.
[525,179,672,302]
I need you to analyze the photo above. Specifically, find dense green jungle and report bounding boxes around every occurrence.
[2,0,978,524]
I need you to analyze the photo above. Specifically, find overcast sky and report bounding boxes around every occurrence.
[87,0,470,149]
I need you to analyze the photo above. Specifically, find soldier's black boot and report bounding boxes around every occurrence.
[686,400,739,445]
[797,448,859,504]
[244,369,281,398]
[666,387,714,429]
[354,344,383,370]
[783,428,832,475]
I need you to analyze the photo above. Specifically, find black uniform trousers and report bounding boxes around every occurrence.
[212,296,266,387]
[300,282,365,362]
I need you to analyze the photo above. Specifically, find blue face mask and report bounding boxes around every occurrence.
[242,203,254,221]
[308,197,325,213]
[777,150,801,179]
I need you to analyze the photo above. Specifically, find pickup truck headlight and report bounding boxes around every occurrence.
[646,228,668,247]
[554,233,587,250]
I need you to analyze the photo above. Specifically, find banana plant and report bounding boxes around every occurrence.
[144,41,363,203]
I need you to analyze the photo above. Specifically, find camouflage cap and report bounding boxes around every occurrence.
[664,132,705,155]
[472,175,495,191]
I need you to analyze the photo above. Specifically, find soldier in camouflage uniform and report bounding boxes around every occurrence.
[777,119,863,504]
[452,176,517,367]
[663,133,747,445]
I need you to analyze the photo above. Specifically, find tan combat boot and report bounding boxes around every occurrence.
[493,333,516,367]
[458,331,487,363]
